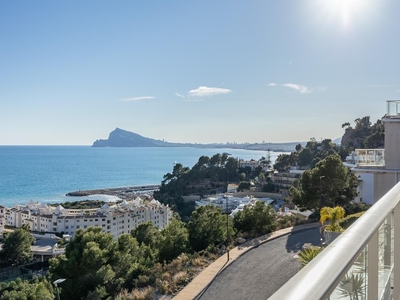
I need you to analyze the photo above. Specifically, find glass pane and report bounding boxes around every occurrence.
[328,248,367,300]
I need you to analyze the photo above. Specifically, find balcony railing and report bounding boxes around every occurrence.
[269,181,400,300]
[387,100,400,118]
[355,149,385,167]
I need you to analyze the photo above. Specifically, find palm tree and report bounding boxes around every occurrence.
[320,206,345,233]
[337,273,365,300]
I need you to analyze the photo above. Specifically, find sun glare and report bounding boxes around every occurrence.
[318,0,374,30]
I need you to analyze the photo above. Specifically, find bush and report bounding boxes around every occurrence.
[233,201,277,237]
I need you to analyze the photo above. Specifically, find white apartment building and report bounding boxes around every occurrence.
[0,205,5,233]
[351,101,400,204]
[239,160,260,171]
[4,197,172,238]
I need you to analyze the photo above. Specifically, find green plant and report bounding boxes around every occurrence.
[337,273,365,300]
[321,206,366,232]
[320,206,346,233]
[297,247,324,269]
[339,211,365,229]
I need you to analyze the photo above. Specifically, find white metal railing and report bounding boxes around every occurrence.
[355,149,385,167]
[269,181,400,300]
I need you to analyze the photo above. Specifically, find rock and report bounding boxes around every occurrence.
[236,237,247,244]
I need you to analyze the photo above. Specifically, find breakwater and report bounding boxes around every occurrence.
[66,185,161,199]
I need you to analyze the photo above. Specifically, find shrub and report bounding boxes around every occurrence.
[297,247,324,269]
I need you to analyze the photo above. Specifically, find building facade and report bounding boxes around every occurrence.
[353,101,400,204]
[0,205,4,233]
[4,197,173,238]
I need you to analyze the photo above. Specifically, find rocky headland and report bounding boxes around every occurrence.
[92,128,303,152]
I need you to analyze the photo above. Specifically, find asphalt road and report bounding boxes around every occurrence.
[198,227,321,300]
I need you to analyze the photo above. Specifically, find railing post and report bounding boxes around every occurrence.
[368,230,379,300]
[394,204,400,300]
[384,214,391,268]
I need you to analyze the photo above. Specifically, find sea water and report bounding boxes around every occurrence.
[0,146,287,207]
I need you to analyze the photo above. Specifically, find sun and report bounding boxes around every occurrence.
[318,0,373,30]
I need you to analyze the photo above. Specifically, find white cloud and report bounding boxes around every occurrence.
[282,83,311,94]
[120,96,155,102]
[188,86,231,97]
[268,82,326,94]
[174,93,186,99]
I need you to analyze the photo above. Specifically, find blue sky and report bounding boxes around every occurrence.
[1,0,399,145]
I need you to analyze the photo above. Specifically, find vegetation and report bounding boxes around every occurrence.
[188,205,234,252]
[233,201,276,237]
[274,138,348,171]
[0,228,35,267]
[289,154,359,211]
[297,247,324,269]
[320,206,346,233]
[154,153,243,219]
[0,277,54,300]
[320,206,366,234]
[337,273,365,300]
[341,116,384,149]
[50,200,110,209]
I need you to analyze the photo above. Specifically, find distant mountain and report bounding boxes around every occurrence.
[92,128,302,152]
[92,128,171,147]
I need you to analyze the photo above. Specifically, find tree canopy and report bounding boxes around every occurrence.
[188,205,234,252]
[289,154,359,211]
[50,227,152,300]
[0,277,54,300]
[154,153,242,219]
[233,201,276,236]
[341,116,384,149]
[0,228,34,266]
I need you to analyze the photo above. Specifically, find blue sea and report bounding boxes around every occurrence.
[0,146,287,207]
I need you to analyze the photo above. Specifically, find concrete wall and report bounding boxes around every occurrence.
[355,173,374,204]
[374,172,400,203]
[384,118,400,169]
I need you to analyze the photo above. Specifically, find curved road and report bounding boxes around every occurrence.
[198,227,321,300]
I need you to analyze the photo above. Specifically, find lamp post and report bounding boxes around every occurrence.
[225,195,230,262]
[53,278,66,300]
[319,176,325,244]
